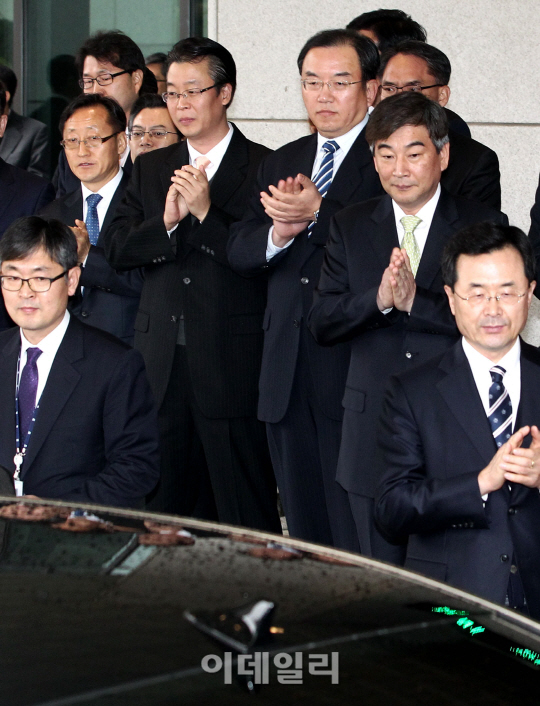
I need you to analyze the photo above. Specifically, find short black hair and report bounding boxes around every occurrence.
[145,52,168,66]
[0,63,17,106]
[0,80,6,114]
[297,29,380,83]
[76,30,145,75]
[59,93,127,135]
[128,92,182,135]
[165,37,237,107]
[379,40,451,85]
[366,92,449,152]
[347,10,427,53]
[442,223,536,289]
[0,216,78,271]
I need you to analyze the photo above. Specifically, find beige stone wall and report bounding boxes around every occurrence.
[209,0,540,342]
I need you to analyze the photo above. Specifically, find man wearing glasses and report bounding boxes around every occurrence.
[41,94,143,345]
[378,40,501,209]
[0,216,159,506]
[55,30,157,197]
[228,29,384,552]
[308,92,507,561]
[105,38,280,533]
[375,223,540,620]
[127,93,181,162]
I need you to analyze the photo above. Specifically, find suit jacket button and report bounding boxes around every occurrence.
[171,315,178,323]
[500,554,509,562]
[508,507,517,515]
[510,564,518,574]
[81,311,89,317]
[293,319,300,327]
[183,277,191,284]
[210,250,215,255]
[201,245,206,251]
[153,259,157,263]
[301,277,309,284]
[405,351,412,359]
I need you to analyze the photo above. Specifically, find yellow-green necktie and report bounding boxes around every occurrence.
[400,215,422,277]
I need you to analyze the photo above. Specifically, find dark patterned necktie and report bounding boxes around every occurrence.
[488,365,513,447]
[86,193,103,245]
[18,347,42,440]
[308,140,339,236]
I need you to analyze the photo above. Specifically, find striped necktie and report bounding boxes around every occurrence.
[308,140,339,236]
[488,365,513,447]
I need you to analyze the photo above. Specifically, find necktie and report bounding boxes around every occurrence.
[18,347,42,441]
[488,365,513,447]
[195,156,211,172]
[86,193,103,246]
[400,215,422,277]
[308,140,339,236]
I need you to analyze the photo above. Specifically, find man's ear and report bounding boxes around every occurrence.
[220,83,233,106]
[3,90,10,114]
[67,265,82,296]
[444,284,456,315]
[0,113,7,138]
[365,79,378,108]
[437,85,450,107]
[116,130,127,156]
[132,69,144,93]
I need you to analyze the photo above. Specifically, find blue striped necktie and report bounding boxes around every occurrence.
[86,193,103,246]
[488,365,513,447]
[308,140,339,236]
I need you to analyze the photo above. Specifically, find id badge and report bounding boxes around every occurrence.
[14,479,23,497]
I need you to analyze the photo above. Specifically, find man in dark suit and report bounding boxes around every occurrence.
[105,38,279,532]
[0,64,49,179]
[378,41,500,208]
[0,83,55,332]
[527,174,540,295]
[0,216,159,506]
[54,31,157,197]
[308,93,507,560]
[41,94,143,345]
[375,223,540,619]
[229,30,384,550]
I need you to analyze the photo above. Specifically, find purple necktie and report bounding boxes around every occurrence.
[18,347,42,441]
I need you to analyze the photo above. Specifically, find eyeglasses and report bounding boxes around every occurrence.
[162,85,218,103]
[380,83,443,96]
[301,79,362,92]
[60,133,120,150]
[79,70,129,89]
[129,129,177,140]
[1,271,68,292]
[453,291,528,307]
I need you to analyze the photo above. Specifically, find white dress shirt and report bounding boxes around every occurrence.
[18,310,71,404]
[392,184,441,257]
[266,114,370,260]
[81,168,123,229]
[462,336,521,424]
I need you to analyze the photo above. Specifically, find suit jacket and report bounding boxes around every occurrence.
[0,158,55,330]
[374,340,540,618]
[527,173,540,296]
[0,110,49,179]
[104,124,271,415]
[444,107,470,138]
[0,316,159,507]
[40,172,144,344]
[442,129,501,210]
[308,189,508,496]
[228,127,384,424]
[54,148,133,198]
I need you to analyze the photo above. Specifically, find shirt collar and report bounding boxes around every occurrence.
[315,111,369,156]
[462,335,521,375]
[392,183,441,224]
[187,122,234,169]
[20,310,70,357]
[81,168,123,203]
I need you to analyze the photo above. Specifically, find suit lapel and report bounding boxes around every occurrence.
[99,172,130,240]
[436,343,497,464]
[0,330,20,470]
[415,189,459,290]
[0,114,21,161]
[327,127,373,204]
[208,125,249,210]
[21,319,83,474]
[368,195,400,268]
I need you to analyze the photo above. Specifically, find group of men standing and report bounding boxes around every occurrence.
[1,10,540,619]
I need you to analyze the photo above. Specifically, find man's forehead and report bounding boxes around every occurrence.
[2,248,58,271]
[83,57,122,74]
[133,108,170,125]
[383,53,432,80]
[65,106,110,131]
[167,58,211,83]
[302,45,361,74]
